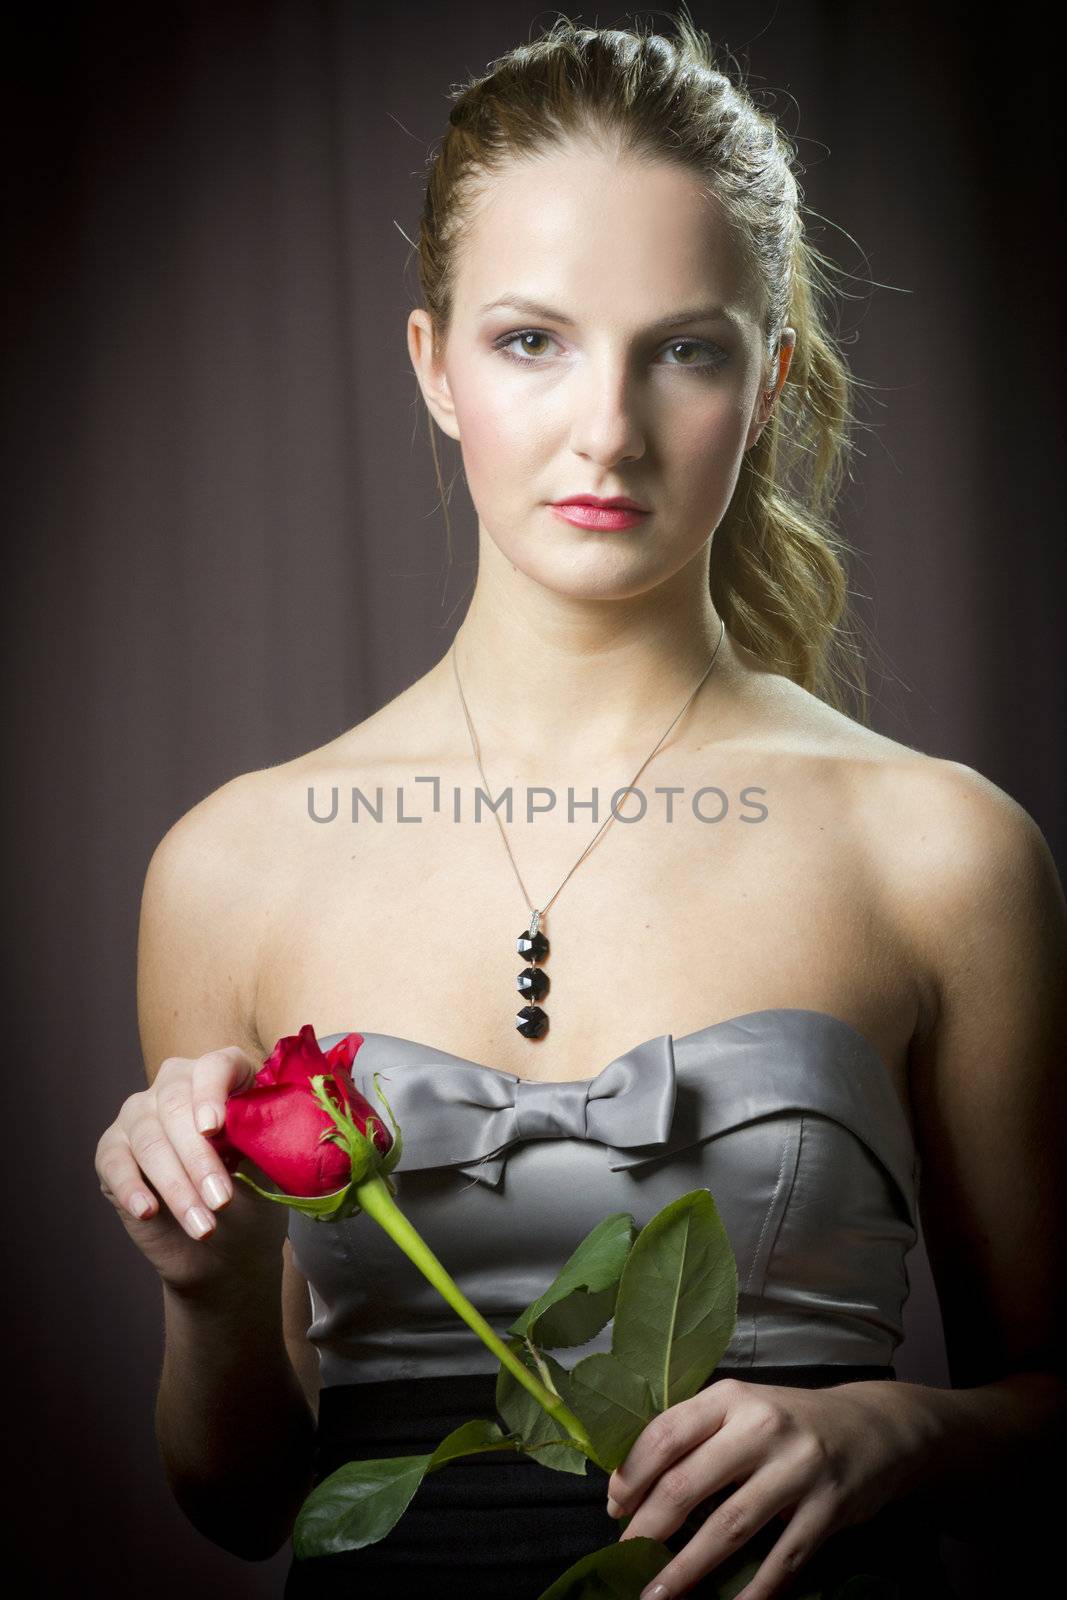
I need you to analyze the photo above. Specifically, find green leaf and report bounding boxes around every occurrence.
[564,1351,657,1471]
[507,1212,637,1347]
[533,1534,672,1597]
[610,1188,738,1412]
[293,1417,521,1558]
[232,1169,358,1221]
[530,1280,622,1351]
[494,1341,594,1475]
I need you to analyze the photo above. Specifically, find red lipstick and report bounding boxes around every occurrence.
[549,493,650,531]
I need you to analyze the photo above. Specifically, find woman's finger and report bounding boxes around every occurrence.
[95,1127,161,1221]
[712,1489,837,1600]
[607,1382,758,1516]
[154,1069,238,1217]
[619,1438,788,1547]
[125,1102,219,1239]
[628,1464,829,1599]
[189,1044,258,1134]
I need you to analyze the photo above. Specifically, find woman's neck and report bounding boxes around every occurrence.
[430,570,754,779]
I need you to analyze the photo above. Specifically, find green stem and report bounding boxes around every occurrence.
[355,1174,596,1458]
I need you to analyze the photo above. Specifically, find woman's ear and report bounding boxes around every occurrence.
[745,327,796,451]
[407,309,461,442]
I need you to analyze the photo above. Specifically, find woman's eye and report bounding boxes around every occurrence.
[493,330,726,372]
[496,330,557,362]
[662,339,725,369]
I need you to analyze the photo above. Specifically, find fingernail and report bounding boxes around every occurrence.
[202,1174,231,1210]
[606,1496,623,1517]
[196,1104,221,1133]
[187,1205,214,1237]
[130,1192,154,1219]
[640,1586,669,1600]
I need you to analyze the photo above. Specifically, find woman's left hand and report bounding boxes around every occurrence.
[605,1377,918,1599]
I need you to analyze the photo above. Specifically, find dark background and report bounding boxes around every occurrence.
[4,1,1062,1593]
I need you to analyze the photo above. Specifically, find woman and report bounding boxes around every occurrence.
[94,15,1065,1599]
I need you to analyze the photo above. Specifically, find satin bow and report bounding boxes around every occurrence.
[359,1033,678,1188]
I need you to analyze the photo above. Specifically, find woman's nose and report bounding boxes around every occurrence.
[566,364,646,465]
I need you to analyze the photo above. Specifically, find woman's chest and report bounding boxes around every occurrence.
[252,750,922,1122]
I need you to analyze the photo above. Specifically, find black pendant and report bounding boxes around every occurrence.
[515,910,550,1037]
[517,965,549,1002]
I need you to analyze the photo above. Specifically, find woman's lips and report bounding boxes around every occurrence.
[549,503,651,530]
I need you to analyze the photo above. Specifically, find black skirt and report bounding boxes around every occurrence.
[283,1365,959,1599]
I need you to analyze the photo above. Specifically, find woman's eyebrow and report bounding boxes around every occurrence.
[477,294,741,332]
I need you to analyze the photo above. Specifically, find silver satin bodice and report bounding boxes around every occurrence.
[287,1009,920,1385]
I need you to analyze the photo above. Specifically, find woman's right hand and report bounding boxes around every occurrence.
[95,1046,291,1297]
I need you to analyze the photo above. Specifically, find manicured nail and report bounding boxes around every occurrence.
[187,1205,214,1237]
[640,1586,669,1600]
[196,1104,221,1133]
[130,1192,154,1219]
[202,1174,231,1210]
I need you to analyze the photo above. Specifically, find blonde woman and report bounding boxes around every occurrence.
[95,14,1065,1599]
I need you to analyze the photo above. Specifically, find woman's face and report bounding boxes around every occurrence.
[410,139,792,601]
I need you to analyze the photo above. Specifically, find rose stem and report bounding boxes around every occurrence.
[354,1173,597,1459]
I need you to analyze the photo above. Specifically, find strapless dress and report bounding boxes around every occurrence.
[283,1008,959,1597]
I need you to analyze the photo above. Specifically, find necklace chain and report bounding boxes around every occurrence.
[450,615,727,928]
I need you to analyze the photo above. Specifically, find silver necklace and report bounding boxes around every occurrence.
[450,615,727,1039]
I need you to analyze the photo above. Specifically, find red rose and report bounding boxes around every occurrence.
[209,1024,393,1197]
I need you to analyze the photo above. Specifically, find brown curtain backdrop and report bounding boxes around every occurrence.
[4,3,1062,1594]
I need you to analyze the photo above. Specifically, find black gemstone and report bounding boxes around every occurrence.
[516,1005,549,1039]
[516,929,549,963]
[516,966,549,1001]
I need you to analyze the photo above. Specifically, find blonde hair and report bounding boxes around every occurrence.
[413,8,874,721]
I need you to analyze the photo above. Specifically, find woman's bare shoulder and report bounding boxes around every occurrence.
[819,710,1062,1030]
[169,699,419,856]
[150,761,296,877]
[139,717,399,1060]
[770,676,1053,897]
[861,748,1059,931]
[734,664,942,773]
[744,670,1054,909]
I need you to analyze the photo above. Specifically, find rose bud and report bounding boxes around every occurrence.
[208,1029,594,1462]
[207,1024,402,1219]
